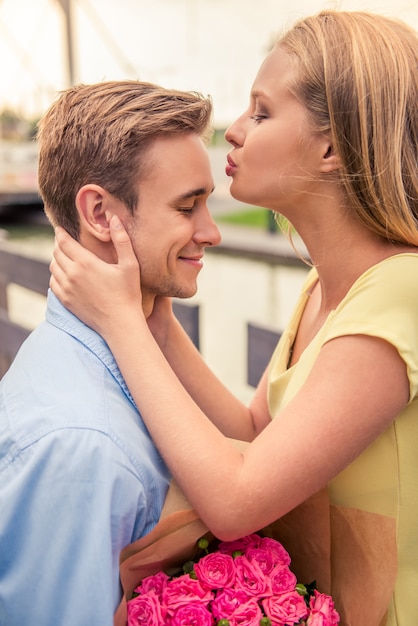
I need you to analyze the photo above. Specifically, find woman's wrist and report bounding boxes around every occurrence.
[100,307,147,346]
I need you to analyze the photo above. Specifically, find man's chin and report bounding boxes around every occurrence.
[173,283,198,300]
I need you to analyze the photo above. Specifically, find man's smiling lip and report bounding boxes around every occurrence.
[178,254,204,267]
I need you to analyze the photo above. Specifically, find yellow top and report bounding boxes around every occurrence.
[267,254,418,626]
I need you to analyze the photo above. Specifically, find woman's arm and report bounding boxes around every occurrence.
[50,218,410,540]
[101,316,409,541]
[148,300,269,440]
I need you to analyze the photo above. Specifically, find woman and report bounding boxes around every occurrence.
[50,11,418,625]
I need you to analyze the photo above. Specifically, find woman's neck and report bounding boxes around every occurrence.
[297,212,411,313]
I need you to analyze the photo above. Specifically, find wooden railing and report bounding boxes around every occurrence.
[0,242,281,384]
[0,243,50,377]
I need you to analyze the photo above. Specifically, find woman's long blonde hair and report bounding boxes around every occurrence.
[280,10,418,246]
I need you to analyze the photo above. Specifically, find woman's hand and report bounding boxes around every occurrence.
[49,215,142,335]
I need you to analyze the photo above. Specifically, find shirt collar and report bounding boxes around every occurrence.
[45,289,137,407]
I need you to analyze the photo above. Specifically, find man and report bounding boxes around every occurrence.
[0,81,220,625]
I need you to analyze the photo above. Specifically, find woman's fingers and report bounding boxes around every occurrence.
[108,215,139,275]
[48,218,142,331]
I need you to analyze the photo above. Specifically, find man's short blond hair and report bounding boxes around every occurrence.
[37,80,213,238]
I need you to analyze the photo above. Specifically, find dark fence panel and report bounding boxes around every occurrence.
[0,245,50,376]
[247,323,282,387]
[172,301,200,351]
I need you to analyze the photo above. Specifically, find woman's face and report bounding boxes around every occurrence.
[225,46,327,217]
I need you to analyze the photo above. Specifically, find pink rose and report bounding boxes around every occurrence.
[162,574,213,614]
[229,598,263,625]
[218,534,262,555]
[134,571,169,599]
[307,590,340,625]
[258,537,292,567]
[245,538,291,577]
[245,546,279,576]
[168,601,214,626]
[262,590,308,625]
[269,564,298,595]
[234,555,272,597]
[194,551,236,589]
[127,591,165,626]
[211,587,251,620]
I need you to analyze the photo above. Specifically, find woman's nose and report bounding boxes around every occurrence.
[225,115,245,148]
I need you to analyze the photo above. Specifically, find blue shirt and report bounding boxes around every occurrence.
[0,290,170,626]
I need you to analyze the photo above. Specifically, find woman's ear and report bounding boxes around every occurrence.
[75,184,112,242]
[320,141,341,174]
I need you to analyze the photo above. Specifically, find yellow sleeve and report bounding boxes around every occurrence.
[323,254,418,400]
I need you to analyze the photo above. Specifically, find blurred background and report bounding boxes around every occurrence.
[1,0,418,126]
[1,0,417,207]
[1,0,417,398]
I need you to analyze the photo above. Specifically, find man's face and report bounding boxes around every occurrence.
[122,133,220,312]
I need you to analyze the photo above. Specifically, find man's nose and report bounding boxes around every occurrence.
[196,210,221,247]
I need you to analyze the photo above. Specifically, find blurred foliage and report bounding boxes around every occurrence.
[210,127,228,146]
[215,206,290,233]
[0,109,41,141]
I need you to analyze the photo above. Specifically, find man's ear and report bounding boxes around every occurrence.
[75,184,112,242]
[319,140,341,174]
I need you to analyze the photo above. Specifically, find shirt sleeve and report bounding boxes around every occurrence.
[0,428,146,626]
[323,256,418,401]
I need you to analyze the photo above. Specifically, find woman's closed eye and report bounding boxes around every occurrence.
[249,113,268,124]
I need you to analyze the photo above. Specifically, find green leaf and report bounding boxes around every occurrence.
[296,583,308,596]
[182,560,195,574]
[197,537,210,550]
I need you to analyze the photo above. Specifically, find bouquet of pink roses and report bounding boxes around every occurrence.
[115,472,395,625]
[127,532,340,626]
